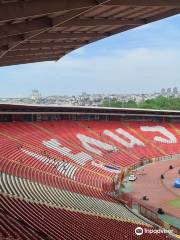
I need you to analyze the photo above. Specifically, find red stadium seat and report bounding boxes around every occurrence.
[0,120,179,239]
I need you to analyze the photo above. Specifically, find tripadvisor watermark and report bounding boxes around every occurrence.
[135,227,173,236]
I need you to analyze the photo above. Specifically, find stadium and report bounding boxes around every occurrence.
[0,1,180,240]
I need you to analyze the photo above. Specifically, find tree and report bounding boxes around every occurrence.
[101,96,180,110]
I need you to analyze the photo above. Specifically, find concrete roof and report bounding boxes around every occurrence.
[0,0,180,66]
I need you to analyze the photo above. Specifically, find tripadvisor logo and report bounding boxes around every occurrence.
[135,227,144,236]
[135,227,173,236]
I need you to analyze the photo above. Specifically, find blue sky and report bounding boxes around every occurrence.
[1,14,180,98]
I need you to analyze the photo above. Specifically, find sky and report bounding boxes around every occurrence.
[0,14,180,98]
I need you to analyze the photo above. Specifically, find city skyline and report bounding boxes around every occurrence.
[1,86,179,108]
[1,86,179,99]
[0,14,180,97]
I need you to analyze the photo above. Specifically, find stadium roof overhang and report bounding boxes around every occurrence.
[0,0,180,67]
[0,103,180,118]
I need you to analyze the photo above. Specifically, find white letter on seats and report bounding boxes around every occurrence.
[21,148,77,180]
[104,128,144,148]
[76,134,117,156]
[43,139,92,165]
[140,126,177,143]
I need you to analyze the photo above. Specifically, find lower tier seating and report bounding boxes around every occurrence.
[1,172,144,222]
[0,194,172,240]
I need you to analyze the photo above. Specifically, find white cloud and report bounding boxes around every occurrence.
[10,47,179,96]
[1,46,180,97]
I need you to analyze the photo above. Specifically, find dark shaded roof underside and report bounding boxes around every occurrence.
[0,0,180,67]
[0,103,180,118]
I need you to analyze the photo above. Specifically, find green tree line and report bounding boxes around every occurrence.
[101,96,180,110]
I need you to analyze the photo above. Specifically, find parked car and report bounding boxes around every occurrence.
[128,174,137,181]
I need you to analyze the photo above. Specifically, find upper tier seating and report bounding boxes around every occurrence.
[0,120,179,187]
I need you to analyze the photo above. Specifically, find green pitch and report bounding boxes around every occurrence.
[168,199,180,208]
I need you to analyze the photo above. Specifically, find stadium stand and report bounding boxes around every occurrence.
[0,120,179,239]
[1,0,180,237]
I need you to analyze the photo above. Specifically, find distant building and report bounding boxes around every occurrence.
[161,88,166,95]
[82,92,88,97]
[167,88,171,94]
[31,89,41,100]
[173,87,178,94]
